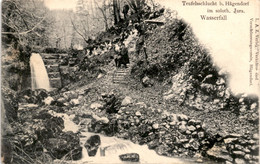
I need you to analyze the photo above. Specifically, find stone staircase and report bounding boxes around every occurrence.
[41,53,62,89]
[112,64,131,84]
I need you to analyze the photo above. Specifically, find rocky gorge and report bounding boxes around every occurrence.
[2,65,258,163]
[1,2,259,164]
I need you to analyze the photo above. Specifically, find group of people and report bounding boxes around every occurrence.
[114,42,129,68]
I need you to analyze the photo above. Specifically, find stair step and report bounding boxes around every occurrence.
[113,77,127,80]
[50,77,61,81]
[113,74,126,77]
[41,53,59,59]
[115,72,128,75]
[113,80,128,83]
[113,80,125,82]
[69,58,77,61]
[114,74,126,77]
[113,78,125,81]
[48,72,61,78]
[116,70,129,73]
[43,59,58,65]
[49,78,62,88]
[59,53,69,58]
[46,64,59,72]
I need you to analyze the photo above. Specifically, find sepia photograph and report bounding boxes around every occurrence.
[1,0,259,163]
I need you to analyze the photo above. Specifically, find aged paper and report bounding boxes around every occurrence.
[161,0,260,94]
[1,0,260,164]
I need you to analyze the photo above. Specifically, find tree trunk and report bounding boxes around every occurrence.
[113,0,121,25]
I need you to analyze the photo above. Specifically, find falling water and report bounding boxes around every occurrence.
[30,53,50,91]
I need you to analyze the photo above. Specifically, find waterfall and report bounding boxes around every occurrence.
[30,53,50,91]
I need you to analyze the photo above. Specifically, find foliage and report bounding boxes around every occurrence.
[78,49,114,72]
[131,19,218,84]
[2,0,52,50]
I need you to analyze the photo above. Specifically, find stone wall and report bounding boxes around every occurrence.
[41,52,81,89]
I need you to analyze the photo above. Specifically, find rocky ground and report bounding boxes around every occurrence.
[2,57,259,164]
[66,61,259,164]
[1,17,259,164]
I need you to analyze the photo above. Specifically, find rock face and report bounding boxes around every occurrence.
[119,153,140,162]
[101,92,122,114]
[165,66,259,123]
[206,142,233,162]
[206,135,259,164]
[86,92,259,163]
[44,132,82,160]
[84,135,101,156]
[1,86,18,123]
[18,88,49,105]
[9,103,82,163]
[88,104,210,158]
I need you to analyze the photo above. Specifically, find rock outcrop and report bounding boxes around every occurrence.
[84,135,101,156]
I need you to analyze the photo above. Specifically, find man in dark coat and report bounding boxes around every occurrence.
[123,3,129,20]
[116,42,129,68]
[120,43,129,68]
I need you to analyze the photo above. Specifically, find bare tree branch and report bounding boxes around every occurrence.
[70,17,88,43]
[94,0,109,30]
[2,17,46,35]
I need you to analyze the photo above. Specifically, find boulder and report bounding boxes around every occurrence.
[232,151,245,157]
[196,131,206,140]
[152,123,159,129]
[135,102,147,108]
[102,94,121,114]
[44,96,54,105]
[224,138,238,144]
[84,135,101,156]
[90,102,103,110]
[122,96,133,106]
[135,111,142,116]
[142,76,153,87]
[179,124,187,133]
[56,97,66,107]
[70,99,80,106]
[187,125,196,132]
[148,140,159,149]
[234,158,246,164]
[177,114,188,121]
[239,106,247,113]
[253,133,259,140]
[119,153,140,162]
[250,103,257,110]
[92,114,109,124]
[164,94,175,101]
[97,73,104,79]
[34,89,49,100]
[206,143,233,162]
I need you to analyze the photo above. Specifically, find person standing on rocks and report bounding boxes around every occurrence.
[123,2,129,20]
[119,42,129,68]
[114,43,121,68]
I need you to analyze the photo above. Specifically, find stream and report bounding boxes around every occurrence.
[51,111,194,164]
